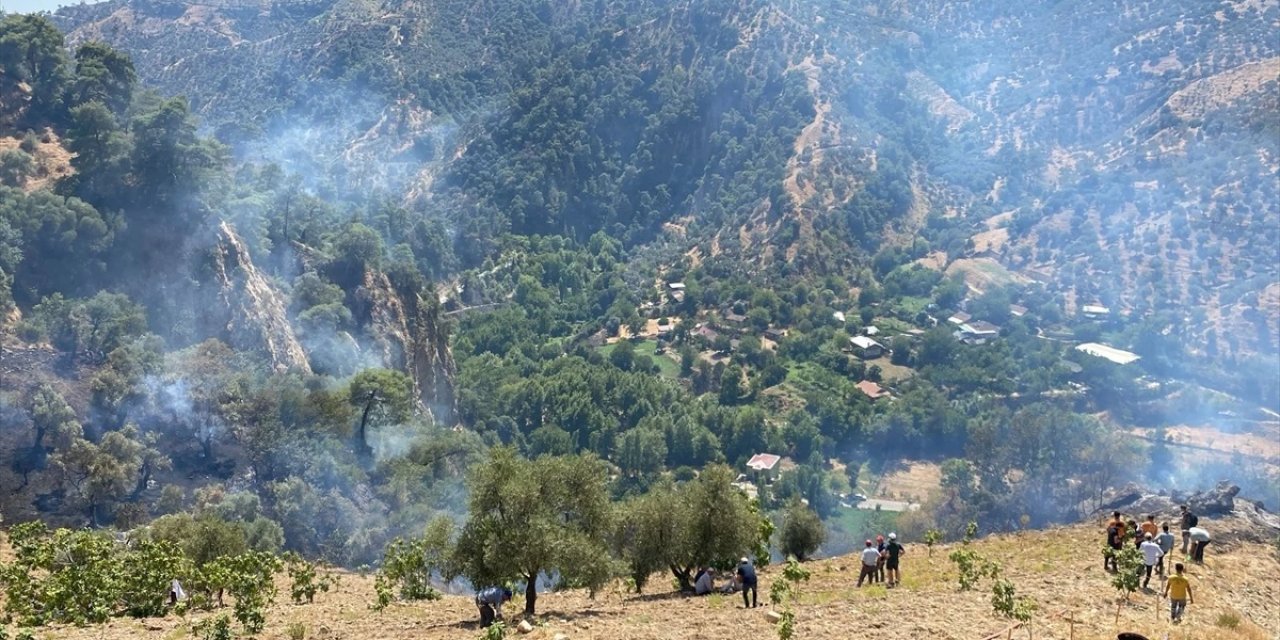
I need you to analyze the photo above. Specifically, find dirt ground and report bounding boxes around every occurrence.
[0,129,74,192]
[875,461,943,503]
[8,515,1278,640]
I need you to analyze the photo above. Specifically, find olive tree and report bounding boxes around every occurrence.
[779,499,826,561]
[452,448,613,616]
[615,464,766,591]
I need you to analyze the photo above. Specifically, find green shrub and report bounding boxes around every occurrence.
[481,621,506,640]
[191,614,233,640]
[286,622,307,639]
[1215,611,1241,629]
[284,553,334,604]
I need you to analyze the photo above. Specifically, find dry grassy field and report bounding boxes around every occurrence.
[6,515,1276,640]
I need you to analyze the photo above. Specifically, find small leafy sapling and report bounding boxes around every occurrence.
[949,522,999,591]
[770,557,811,640]
[924,528,943,557]
[992,578,1037,639]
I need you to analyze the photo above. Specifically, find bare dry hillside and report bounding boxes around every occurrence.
[8,515,1277,640]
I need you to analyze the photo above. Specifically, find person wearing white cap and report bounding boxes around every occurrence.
[884,532,905,588]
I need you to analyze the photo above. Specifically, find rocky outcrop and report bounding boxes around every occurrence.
[353,269,456,424]
[209,221,312,374]
[1093,481,1280,544]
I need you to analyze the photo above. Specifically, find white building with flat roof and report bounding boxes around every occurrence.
[1076,342,1140,365]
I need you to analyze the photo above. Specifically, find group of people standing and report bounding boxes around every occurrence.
[1105,505,1209,623]
[856,532,904,588]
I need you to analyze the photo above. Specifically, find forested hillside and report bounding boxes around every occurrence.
[0,3,1278,639]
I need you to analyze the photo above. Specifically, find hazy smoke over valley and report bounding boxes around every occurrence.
[0,0,1275,578]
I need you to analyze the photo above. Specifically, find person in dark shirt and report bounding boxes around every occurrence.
[1105,515,1125,572]
[1179,505,1198,556]
[875,535,887,583]
[884,532,905,588]
[735,557,758,608]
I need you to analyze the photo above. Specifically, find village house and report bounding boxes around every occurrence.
[947,311,972,325]
[745,453,783,482]
[849,335,885,359]
[667,281,686,303]
[1081,304,1111,318]
[1075,342,1140,365]
[695,324,720,343]
[855,380,891,400]
[956,320,1000,345]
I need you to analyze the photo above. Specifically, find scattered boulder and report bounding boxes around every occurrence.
[1186,481,1240,516]
[765,610,784,623]
[517,620,535,634]
[1091,480,1279,544]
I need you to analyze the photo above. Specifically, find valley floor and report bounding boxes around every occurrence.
[9,516,1278,640]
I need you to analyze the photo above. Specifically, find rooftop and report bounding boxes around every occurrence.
[1076,342,1141,365]
[849,335,882,349]
[746,453,782,471]
[855,380,890,399]
[962,320,1001,334]
[947,311,972,325]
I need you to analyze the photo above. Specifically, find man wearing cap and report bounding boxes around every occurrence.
[856,540,881,587]
[735,557,758,608]
[884,532,905,588]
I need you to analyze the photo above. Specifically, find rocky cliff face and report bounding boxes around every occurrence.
[353,269,456,423]
[209,221,312,374]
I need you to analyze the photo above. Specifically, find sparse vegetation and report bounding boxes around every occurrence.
[0,4,1277,640]
[949,523,1001,591]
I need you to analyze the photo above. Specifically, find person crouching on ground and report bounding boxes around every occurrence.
[1188,526,1211,563]
[1163,563,1193,623]
[694,566,715,595]
[736,557,758,608]
[857,540,881,587]
[475,587,512,627]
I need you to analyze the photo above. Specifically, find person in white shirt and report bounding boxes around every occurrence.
[1188,526,1211,563]
[1139,533,1164,589]
[856,539,882,587]
[693,567,715,595]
